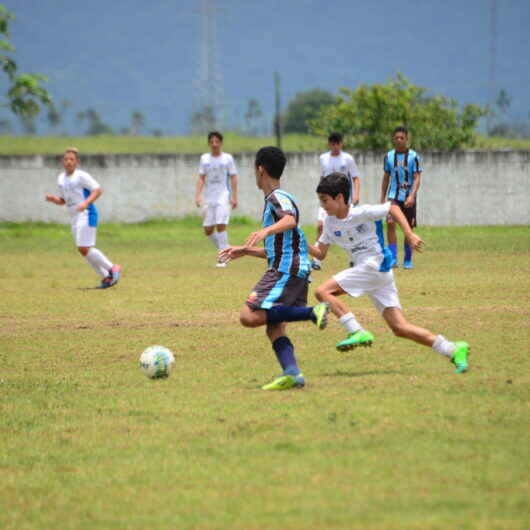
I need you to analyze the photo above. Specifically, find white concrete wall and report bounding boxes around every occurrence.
[1,150,529,226]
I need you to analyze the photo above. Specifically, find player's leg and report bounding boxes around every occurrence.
[240,272,329,329]
[402,202,417,269]
[261,322,305,390]
[382,306,469,373]
[203,204,221,252]
[215,212,230,267]
[315,276,374,350]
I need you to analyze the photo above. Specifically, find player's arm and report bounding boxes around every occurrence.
[45,194,65,205]
[218,245,266,262]
[351,177,360,205]
[230,173,238,209]
[195,174,206,207]
[380,172,390,203]
[308,242,329,260]
[388,204,424,251]
[245,214,296,248]
[77,188,101,212]
[404,172,421,207]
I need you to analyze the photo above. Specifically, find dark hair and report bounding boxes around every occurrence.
[328,132,343,144]
[392,126,408,136]
[208,131,223,142]
[255,146,286,179]
[316,172,350,203]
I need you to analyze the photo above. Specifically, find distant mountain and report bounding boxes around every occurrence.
[5,0,530,135]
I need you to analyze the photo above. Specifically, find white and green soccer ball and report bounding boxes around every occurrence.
[139,345,175,379]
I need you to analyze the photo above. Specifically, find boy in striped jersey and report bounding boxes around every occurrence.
[311,173,469,374]
[219,147,329,390]
[381,126,422,269]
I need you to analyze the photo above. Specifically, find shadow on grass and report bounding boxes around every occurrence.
[321,369,401,378]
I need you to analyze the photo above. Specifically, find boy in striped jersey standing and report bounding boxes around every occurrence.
[219,147,329,390]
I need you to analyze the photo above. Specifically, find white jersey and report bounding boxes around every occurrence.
[57,169,100,225]
[199,152,237,205]
[319,151,360,180]
[319,202,393,272]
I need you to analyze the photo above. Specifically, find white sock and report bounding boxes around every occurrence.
[432,335,456,358]
[208,233,220,249]
[86,248,113,278]
[217,230,229,250]
[339,312,363,334]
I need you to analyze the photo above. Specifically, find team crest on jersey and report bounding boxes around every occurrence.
[276,194,293,212]
[334,230,342,237]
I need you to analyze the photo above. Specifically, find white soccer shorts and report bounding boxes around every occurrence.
[333,263,402,313]
[202,202,230,227]
[317,206,328,223]
[70,215,96,247]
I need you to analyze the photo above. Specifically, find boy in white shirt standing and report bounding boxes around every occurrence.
[45,148,122,288]
[310,172,469,374]
[195,131,238,267]
[312,132,360,271]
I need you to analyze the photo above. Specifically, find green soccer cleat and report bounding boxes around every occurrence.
[261,373,305,391]
[312,302,330,330]
[451,341,470,374]
[336,330,374,351]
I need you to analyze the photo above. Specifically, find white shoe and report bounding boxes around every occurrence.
[216,261,227,268]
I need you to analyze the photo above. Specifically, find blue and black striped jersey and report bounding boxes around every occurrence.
[384,149,422,202]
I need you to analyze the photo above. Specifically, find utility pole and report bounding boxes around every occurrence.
[488,0,497,134]
[274,71,282,149]
[192,0,223,133]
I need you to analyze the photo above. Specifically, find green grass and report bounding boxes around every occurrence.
[0,133,323,155]
[1,133,529,155]
[1,221,529,529]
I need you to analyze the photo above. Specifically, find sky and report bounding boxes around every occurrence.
[3,0,530,135]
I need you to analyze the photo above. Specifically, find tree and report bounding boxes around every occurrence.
[130,110,145,136]
[0,5,52,121]
[189,105,216,135]
[244,98,262,136]
[310,74,486,151]
[46,99,71,134]
[77,108,113,135]
[283,88,335,134]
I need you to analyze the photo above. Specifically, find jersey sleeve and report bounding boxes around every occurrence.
[57,175,65,199]
[347,155,360,179]
[227,154,237,175]
[413,153,423,173]
[198,154,208,175]
[349,202,391,223]
[79,171,100,191]
[319,154,326,176]
[269,192,296,219]
[318,220,333,245]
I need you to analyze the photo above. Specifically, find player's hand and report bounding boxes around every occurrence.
[45,194,55,203]
[406,233,424,252]
[219,245,245,262]
[245,229,268,248]
[230,198,238,209]
[76,201,87,212]
[352,194,360,206]
[404,196,415,208]
[195,198,202,208]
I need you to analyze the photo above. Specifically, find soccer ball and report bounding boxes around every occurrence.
[139,345,175,379]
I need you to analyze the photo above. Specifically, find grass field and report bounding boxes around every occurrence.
[1,220,529,529]
[1,133,529,155]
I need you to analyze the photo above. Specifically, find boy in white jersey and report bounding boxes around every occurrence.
[310,172,469,374]
[45,148,122,288]
[312,132,360,271]
[195,131,238,267]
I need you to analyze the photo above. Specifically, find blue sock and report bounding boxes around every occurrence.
[404,243,412,262]
[266,305,314,324]
[272,336,299,375]
[389,243,397,261]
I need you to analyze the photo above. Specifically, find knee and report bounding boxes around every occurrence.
[204,227,214,236]
[315,287,325,302]
[78,246,89,256]
[390,323,408,338]
[239,311,260,328]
